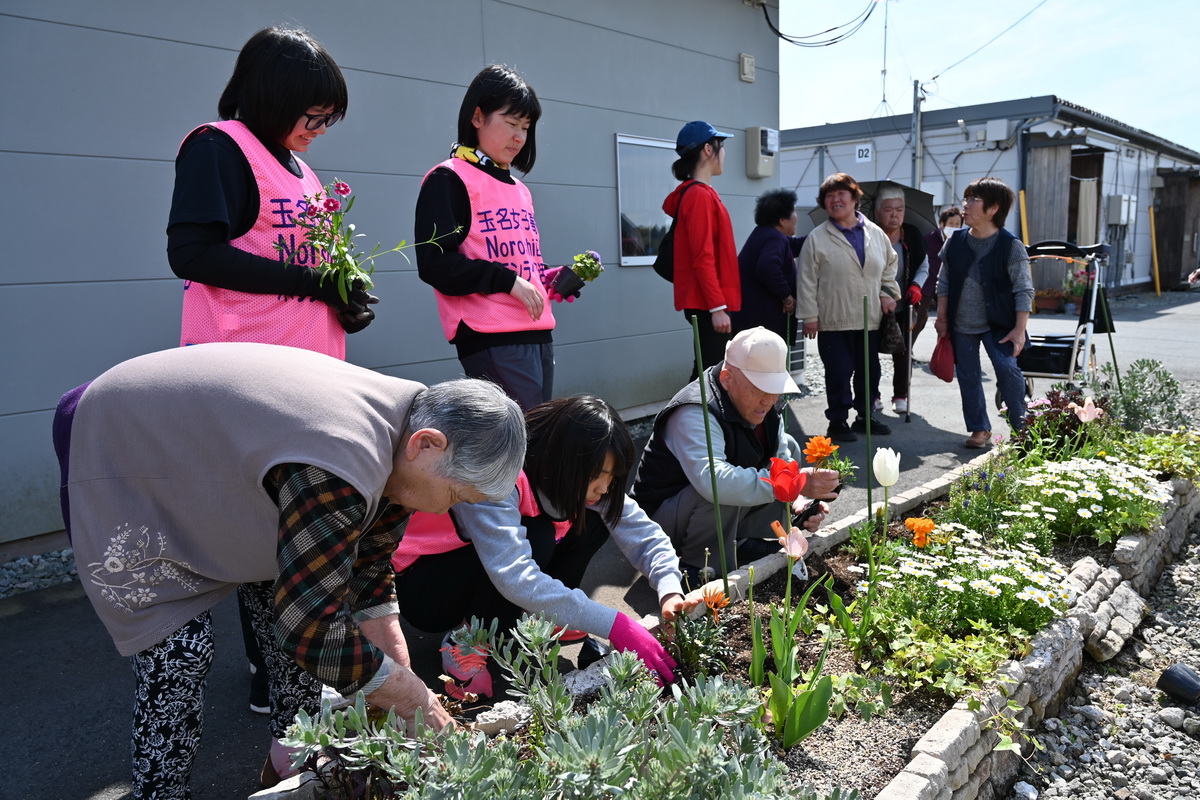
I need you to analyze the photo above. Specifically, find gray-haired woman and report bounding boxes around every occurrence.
[52,343,525,797]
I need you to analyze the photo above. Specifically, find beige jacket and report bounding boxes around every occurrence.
[795,216,900,331]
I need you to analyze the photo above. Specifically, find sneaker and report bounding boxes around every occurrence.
[892,397,908,414]
[249,662,269,715]
[872,397,884,413]
[852,415,892,435]
[826,420,858,443]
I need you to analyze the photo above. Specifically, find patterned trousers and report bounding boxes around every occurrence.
[127,582,320,798]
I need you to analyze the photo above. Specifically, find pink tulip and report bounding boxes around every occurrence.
[780,527,809,560]
[1068,397,1104,423]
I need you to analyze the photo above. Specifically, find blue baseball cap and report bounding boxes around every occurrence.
[675,120,734,155]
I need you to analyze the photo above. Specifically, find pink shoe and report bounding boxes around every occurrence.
[440,637,493,700]
[552,626,590,643]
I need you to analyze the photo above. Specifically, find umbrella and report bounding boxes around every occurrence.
[807,180,936,236]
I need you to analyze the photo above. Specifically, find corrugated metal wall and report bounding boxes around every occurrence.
[0,0,782,544]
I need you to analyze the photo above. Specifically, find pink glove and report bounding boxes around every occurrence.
[905,285,923,305]
[540,267,578,303]
[608,612,677,685]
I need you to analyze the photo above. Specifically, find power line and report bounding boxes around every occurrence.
[760,1,879,48]
[932,0,1051,81]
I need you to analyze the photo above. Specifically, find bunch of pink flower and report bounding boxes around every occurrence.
[1063,267,1094,296]
[278,179,397,303]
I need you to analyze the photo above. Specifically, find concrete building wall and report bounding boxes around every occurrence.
[0,0,782,544]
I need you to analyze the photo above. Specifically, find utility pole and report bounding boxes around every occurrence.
[910,80,923,188]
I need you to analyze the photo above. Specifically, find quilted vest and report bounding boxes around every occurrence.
[944,227,1019,334]
[179,121,343,358]
[631,365,781,517]
[425,157,554,341]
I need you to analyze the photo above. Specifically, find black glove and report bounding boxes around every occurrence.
[337,282,379,334]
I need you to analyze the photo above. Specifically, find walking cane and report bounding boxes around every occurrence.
[905,301,913,424]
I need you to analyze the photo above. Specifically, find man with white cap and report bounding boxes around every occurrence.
[632,327,839,582]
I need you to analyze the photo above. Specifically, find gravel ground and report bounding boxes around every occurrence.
[1005,524,1200,800]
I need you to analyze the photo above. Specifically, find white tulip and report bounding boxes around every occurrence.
[873,447,900,487]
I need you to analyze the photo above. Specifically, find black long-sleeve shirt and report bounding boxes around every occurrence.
[165,125,334,303]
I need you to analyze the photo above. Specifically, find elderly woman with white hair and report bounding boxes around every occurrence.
[52,342,527,797]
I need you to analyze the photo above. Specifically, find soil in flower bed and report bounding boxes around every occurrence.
[714,564,954,798]
[707,496,1118,797]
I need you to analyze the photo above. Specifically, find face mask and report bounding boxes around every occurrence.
[943,225,960,236]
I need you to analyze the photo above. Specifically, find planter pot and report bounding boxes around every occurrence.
[1034,296,1063,313]
[552,268,586,298]
[1156,663,1200,704]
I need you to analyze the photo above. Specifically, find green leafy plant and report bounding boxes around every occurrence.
[490,615,572,741]
[1014,456,1172,545]
[746,563,834,747]
[828,672,893,721]
[967,674,1044,755]
[1102,359,1189,432]
[284,638,870,800]
[882,617,1027,700]
[659,585,735,680]
[1010,387,1119,463]
[1115,429,1200,481]
[568,249,605,281]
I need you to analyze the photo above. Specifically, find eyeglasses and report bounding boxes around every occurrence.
[962,197,981,205]
[302,111,344,131]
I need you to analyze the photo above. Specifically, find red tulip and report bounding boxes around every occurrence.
[761,457,806,503]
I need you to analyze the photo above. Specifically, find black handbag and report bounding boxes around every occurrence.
[879,311,905,355]
[652,180,699,282]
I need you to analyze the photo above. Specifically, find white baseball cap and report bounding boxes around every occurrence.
[723,327,801,395]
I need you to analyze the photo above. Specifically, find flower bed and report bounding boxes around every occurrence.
[686,455,1200,800]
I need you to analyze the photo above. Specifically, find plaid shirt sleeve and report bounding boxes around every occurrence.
[266,463,409,694]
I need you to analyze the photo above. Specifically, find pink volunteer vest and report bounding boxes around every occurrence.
[391,472,571,573]
[179,121,344,359]
[426,157,554,341]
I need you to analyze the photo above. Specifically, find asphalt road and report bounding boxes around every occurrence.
[2,287,1196,800]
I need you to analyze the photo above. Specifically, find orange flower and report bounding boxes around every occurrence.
[702,586,730,624]
[803,435,838,465]
[905,517,935,549]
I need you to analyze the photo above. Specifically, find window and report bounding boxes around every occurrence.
[615,134,679,267]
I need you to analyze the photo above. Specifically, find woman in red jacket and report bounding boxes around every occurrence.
[662,121,741,379]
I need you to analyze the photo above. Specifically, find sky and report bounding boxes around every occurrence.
[777,0,1200,154]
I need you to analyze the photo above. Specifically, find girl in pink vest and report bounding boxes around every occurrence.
[415,65,572,411]
[168,27,376,360]
[392,396,690,699]
[164,27,372,793]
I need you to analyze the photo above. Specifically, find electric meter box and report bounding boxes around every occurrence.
[746,126,779,179]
